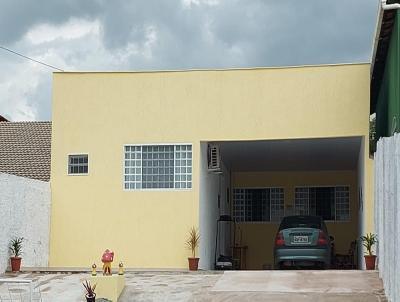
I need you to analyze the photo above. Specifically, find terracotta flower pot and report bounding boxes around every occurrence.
[10,257,21,272]
[85,293,96,302]
[364,255,377,270]
[188,257,200,271]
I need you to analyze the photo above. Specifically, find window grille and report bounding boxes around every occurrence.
[233,188,284,222]
[68,154,88,174]
[294,186,350,221]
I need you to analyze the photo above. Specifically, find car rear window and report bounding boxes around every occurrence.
[279,216,322,230]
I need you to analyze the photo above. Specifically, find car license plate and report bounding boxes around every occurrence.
[292,235,309,244]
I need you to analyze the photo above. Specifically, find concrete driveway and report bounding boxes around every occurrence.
[208,270,387,302]
[0,270,387,301]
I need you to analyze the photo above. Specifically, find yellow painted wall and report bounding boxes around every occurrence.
[232,170,358,269]
[364,148,375,234]
[50,63,372,268]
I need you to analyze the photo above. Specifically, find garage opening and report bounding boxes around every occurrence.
[199,137,364,270]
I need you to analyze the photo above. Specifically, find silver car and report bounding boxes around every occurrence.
[274,215,331,269]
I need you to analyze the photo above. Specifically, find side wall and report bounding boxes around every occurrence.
[0,173,50,273]
[199,143,230,270]
[374,134,400,301]
[232,170,358,269]
[51,64,372,268]
[357,138,366,269]
[358,137,375,268]
[376,11,400,138]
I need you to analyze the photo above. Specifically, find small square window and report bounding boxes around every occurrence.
[68,154,89,175]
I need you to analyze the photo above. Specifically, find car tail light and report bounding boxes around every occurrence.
[275,231,285,246]
[317,230,328,246]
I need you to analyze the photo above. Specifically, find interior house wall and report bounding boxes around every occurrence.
[232,170,358,269]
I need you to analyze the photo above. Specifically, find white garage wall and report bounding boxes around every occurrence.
[199,143,230,270]
[0,173,51,273]
[357,137,366,269]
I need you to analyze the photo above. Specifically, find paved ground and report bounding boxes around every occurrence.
[211,271,387,302]
[0,270,387,301]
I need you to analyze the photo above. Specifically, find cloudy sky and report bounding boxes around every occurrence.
[0,0,379,121]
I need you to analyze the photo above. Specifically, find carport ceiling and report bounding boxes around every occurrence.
[218,137,362,171]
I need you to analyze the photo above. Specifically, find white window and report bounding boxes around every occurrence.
[294,186,350,221]
[233,188,284,222]
[68,154,88,174]
[124,144,192,190]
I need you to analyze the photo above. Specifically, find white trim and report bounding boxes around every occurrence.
[122,143,193,191]
[122,144,125,190]
[370,1,400,75]
[370,3,384,74]
[382,0,400,10]
[173,145,176,185]
[54,62,370,75]
[67,153,89,176]
[122,188,192,192]
[123,143,192,147]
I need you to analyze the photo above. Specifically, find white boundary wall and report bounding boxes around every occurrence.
[0,173,51,273]
[375,134,400,302]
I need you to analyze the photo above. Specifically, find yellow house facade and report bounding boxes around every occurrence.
[50,63,373,270]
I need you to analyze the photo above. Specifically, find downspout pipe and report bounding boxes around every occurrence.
[382,0,400,10]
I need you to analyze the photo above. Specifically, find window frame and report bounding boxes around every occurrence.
[67,153,89,176]
[232,187,285,224]
[122,143,193,191]
[294,185,351,222]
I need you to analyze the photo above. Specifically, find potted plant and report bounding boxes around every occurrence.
[83,280,97,302]
[9,237,24,272]
[361,233,378,270]
[186,227,200,271]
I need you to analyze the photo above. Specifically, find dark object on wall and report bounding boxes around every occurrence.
[215,215,234,270]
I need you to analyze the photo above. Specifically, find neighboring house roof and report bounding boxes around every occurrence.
[370,1,400,113]
[0,121,51,181]
[0,115,8,122]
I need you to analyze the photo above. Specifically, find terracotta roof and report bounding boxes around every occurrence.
[0,121,51,181]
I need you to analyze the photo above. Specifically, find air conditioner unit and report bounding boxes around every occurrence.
[208,144,222,173]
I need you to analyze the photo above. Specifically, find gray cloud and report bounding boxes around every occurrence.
[0,0,102,44]
[0,0,379,121]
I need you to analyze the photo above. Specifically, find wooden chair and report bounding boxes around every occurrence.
[334,240,357,269]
